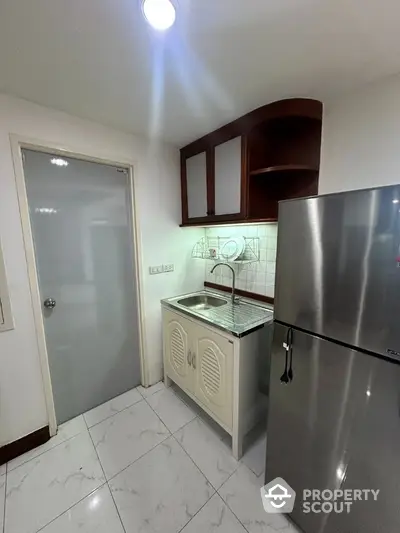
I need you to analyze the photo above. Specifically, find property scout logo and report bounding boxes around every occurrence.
[260,478,296,514]
[261,478,379,515]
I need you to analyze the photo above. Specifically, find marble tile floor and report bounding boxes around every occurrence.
[0,382,299,533]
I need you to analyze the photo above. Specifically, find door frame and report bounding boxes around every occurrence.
[10,134,148,437]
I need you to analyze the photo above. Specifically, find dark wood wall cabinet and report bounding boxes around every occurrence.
[180,98,322,226]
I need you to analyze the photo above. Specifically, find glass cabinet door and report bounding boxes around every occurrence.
[186,151,208,219]
[214,136,242,216]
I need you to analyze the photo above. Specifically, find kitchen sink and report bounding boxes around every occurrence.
[177,294,228,311]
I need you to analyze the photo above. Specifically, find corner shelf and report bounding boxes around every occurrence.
[247,113,321,220]
[250,164,318,176]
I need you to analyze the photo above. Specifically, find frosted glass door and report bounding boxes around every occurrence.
[23,149,141,424]
[214,136,242,215]
[186,151,208,218]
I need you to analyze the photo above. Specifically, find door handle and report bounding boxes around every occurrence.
[187,350,192,366]
[192,352,196,369]
[287,328,294,382]
[44,298,56,309]
[280,327,294,384]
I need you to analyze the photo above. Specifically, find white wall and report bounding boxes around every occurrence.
[320,73,400,194]
[0,94,204,446]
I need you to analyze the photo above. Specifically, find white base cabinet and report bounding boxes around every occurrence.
[163,307,268,459]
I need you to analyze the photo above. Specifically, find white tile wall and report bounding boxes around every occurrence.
[204,223,278,298]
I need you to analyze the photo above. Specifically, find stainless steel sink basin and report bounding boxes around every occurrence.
[177,294,227,311]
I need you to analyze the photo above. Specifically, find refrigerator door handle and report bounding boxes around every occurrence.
[280,338,290,384]
[280,327,294,384]
[288,328,294,382]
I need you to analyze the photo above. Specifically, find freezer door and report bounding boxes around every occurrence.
[275,185,400,359]
[265,323,374,533]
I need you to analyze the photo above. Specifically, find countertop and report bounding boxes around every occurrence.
[161,289,274,337]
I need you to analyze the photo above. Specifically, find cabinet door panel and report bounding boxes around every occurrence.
[163,310,193,394]
[214,136,242,216]
[186,151,208,219]
[194,326,233,429]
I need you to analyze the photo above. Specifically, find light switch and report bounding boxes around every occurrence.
[163,264,174,273]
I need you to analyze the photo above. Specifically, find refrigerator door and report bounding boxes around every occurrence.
[265,323,374,533]
[324,352,400,533]
[274,185,400,359]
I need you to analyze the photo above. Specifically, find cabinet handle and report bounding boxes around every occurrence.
[192,352,196,369]
[187,350,192,366]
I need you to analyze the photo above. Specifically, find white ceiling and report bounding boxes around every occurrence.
[1,0,400,146]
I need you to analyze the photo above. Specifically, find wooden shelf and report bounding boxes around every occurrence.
[180,217,277,227]
[245,217,278,223]
[250,164,318,176]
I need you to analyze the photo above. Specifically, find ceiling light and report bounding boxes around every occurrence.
[142,0,176,30]
[50,157,69,167]
[393,199,399,204]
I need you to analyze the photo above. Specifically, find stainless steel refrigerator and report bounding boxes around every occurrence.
[265,185,400,533]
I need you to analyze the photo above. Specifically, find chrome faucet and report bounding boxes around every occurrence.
[210,263,237,304]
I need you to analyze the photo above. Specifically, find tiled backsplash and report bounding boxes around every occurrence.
[204,223,278,298]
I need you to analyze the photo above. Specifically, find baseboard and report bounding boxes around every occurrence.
[0,426,50,466]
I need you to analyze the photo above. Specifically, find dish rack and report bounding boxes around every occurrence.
[192,236,259,263]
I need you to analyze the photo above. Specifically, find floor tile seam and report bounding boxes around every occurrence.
[215,466,254,533]
[170,414,199,436]
[172,416,241,487]
[30,482,108,533]
[181,491,250,533]
[84,395,145,430]
[86,419,127,533]
[144,388,200,435]
[176,490,217,533]
[139,400,219,520]
[141,395,174,436]
[170,433,225,493]
[101,431,171,485]
[215,488,251,533]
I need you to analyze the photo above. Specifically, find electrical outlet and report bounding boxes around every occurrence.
[163,264,174,273]
[149,265,163,275]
